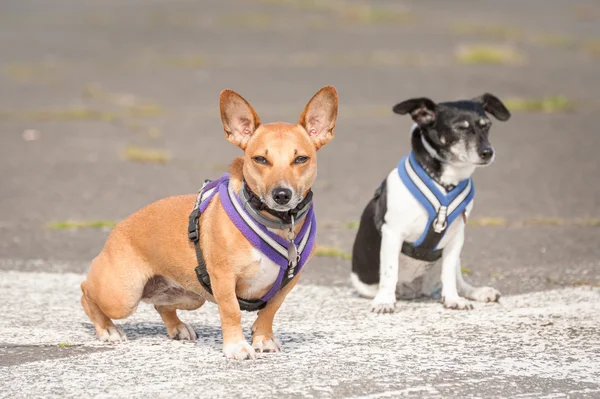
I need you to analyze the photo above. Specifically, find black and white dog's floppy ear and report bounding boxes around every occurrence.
[474,93,511,121]
[392,97,437,125]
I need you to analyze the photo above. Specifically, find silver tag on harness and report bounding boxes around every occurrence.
[287,242,299,271]
[286,216,300,278]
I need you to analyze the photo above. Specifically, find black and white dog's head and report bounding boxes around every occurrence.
[393,94,511,172]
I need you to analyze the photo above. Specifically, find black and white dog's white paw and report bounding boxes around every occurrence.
[442,296,473,310]
[370,293,396,314]
[469,286,501,303]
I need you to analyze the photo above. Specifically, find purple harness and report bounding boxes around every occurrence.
[188,173,317,311]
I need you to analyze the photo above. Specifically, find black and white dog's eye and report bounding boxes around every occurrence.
[253,156,269,165]
[294,156,309,164]
[457,120,470,129]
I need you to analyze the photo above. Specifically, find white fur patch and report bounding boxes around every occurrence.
[238,249,280,297]
[98,326,127,343]
[223,340,256,360]
[252,336,282,353]
[350,272,378,298]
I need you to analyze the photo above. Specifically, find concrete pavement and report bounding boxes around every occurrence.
[1,270,599,398]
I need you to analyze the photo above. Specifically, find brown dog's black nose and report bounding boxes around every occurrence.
[479,147,494,161]
[272,188,292,205]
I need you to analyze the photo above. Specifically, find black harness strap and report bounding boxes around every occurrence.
[400,222,444,262]
[399,210,468,262]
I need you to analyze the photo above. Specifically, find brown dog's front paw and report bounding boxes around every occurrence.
[252,335,282,353]
[167,322,197,341]
[223,341,256,360]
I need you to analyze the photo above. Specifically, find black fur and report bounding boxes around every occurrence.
[351,180,387,285]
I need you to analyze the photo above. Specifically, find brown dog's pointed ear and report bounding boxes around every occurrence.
[299,85,338,150]
[392,97,437,125]
[474,93,511,121]
[220,89,261,150]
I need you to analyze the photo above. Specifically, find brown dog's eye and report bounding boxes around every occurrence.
[253,156,269,165]
[294,156,309,164]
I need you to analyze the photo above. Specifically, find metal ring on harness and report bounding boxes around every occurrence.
[432,217,447,233]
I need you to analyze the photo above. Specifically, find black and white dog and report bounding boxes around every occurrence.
[351,94,511,313]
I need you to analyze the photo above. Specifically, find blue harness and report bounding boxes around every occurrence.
[397,152,474,261]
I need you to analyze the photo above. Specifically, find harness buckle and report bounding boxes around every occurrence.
[432,218,447,233]
[433,206,448,233]
[188,210,200,242]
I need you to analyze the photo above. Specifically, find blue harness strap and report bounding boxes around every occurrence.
[397,152,474,260]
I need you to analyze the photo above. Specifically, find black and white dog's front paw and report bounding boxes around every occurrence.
[469,286,501,303]
[442,296,473,310]
[370,293,396,314]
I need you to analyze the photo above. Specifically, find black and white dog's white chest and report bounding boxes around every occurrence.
[351,166,473,289]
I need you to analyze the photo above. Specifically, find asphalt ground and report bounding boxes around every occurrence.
[0,0,599,397]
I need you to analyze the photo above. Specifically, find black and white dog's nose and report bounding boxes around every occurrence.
[479,147,494,161]
[272,188,292,205]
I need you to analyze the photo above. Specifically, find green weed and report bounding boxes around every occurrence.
[47,220,119,230]
[314,245,352,261]
[122,146,170,164]
[455,45,525,65]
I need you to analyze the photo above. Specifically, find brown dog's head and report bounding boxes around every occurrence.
[219,86,338,211]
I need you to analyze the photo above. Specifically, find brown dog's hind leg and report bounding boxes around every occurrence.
[143,275,206,341]
[154,299,204,341]
[81,281,129,342]
[155,306,197,341]
[80,254,148,342]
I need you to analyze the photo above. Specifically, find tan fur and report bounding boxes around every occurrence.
[81,86,338,359]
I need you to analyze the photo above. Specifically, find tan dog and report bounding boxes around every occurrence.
[80,86,338,360]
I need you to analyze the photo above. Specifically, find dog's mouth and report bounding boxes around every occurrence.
[455,153,495,167]
[256,190,302,213]
[458,160,493,167]
[269,204,294,212]
[263,196,302,212]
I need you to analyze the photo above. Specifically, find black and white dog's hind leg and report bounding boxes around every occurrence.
[457,270,501,303]
[455,252,501,303]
